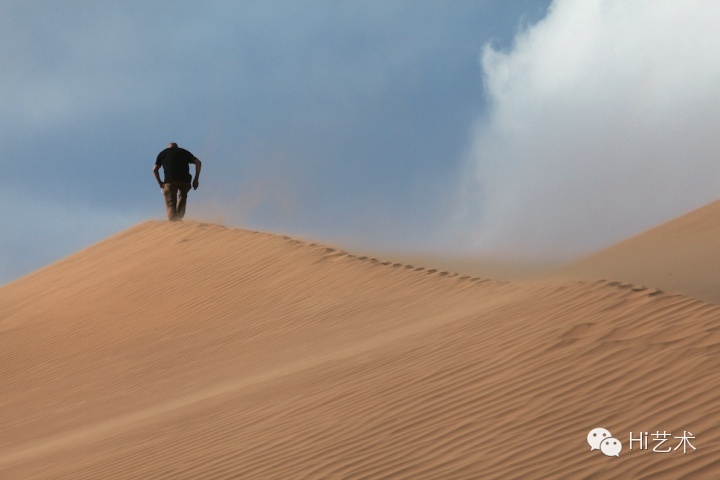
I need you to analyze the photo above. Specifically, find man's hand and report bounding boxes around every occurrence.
[159,182,165,190]
[192,158,201,191]
[153,164,164,190]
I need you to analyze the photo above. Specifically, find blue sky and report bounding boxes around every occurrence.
[4,0,720,284]
[1,0,548,283]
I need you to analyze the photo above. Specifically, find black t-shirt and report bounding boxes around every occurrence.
[155,147,196,183]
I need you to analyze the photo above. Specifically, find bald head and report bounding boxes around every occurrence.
[168,142,178,148]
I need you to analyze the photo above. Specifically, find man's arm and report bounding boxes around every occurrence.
[153,164,164,189]
[192,158,202,190]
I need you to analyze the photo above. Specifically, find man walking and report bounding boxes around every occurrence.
[153,143,202,221]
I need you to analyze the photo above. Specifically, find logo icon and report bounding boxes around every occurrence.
[600,437,622,457]
[588,428,622,457]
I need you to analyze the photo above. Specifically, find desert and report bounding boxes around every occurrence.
[1,200,719,478]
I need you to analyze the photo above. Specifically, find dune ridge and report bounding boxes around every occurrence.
[563,198,720,305]
[1,220,719,479]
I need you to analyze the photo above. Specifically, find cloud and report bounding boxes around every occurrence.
[455,0,720,259]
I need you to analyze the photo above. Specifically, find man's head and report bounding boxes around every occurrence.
[168,142,178,148]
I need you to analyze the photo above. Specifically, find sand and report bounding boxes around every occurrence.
[563,198,720,305]
[0,204,718,479]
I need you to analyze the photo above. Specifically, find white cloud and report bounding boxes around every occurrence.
[456,0,720,259]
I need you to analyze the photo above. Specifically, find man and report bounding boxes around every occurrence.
[153,142,202,221]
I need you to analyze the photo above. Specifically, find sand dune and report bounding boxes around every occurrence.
[1,218,719,479]
[563,199,720,305]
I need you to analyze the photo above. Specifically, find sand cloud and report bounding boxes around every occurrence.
[456,0,720,259]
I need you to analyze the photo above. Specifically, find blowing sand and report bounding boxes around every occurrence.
[1,202,719,479]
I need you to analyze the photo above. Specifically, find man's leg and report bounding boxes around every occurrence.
[176,182,192,220]
[163,183,180,221]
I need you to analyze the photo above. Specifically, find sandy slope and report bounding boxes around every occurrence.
[1,220,719,479]
[563,199,720,305]
[354,251,559,282]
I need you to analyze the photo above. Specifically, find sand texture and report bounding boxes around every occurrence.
[563,199,720,305]
[1,208,719,478]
